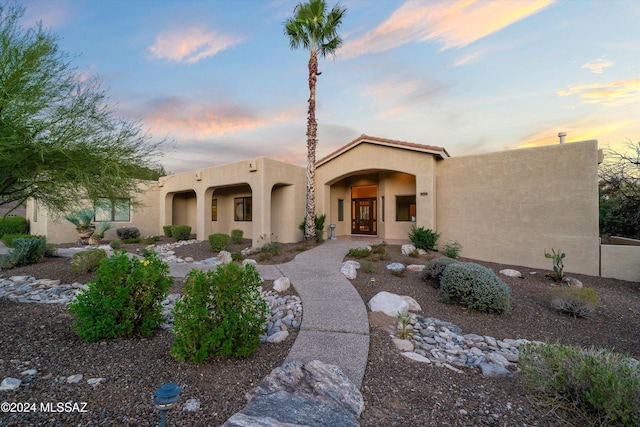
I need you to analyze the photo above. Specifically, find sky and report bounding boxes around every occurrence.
[18,0,640,173]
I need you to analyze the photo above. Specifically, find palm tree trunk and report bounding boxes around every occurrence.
[304,49,318,241]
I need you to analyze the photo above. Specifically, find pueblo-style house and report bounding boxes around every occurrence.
[28,134,601,276]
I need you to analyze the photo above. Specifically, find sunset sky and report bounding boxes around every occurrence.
[19,0,640,173]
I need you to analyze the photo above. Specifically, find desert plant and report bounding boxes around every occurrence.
[408,249,420,258]
[171,263,269,363]
[64,208,95,232]
[544,248,565,280]
[71,248,107,273]
[550,287,598,317]
[230,229,244,244]
[2,233,30,247]
[440,262,511,314]
[122,237,141,244]
[171,225,192,241]
[110,239,122,250]
[116,227,140,240]
[90,222,113,243]
[396,312,413,339]
[363,261,376,273]
[162,225,173,237]
[347,247,371,258]
[209,233,230,252]
[0,216,28,237]
[67,251,172,342]
[520,342,640,427]
[44,243,57,257]
[299,213,326,242]
[1,236,47,268]
[295,243,308,251]
[408,225,440,251]
[143,235,160,245]
[258,251,272,262]
[371,241,387,255]
[231,251,243,262]
[390,268,405,278]
[422,257,459,287]
[443,240,462,259]
[262,242,280,256]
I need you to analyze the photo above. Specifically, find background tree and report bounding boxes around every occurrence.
[284,0,346,241]
[598,140,640,239]
[0,4,165,219]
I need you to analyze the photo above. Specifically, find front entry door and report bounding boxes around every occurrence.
[352,198,377,235]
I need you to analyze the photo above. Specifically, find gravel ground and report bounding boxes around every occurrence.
[1,239,638,426]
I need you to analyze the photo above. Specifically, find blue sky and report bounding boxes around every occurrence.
[19,0,640,173]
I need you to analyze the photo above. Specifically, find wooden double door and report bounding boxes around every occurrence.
[351,198,377,235]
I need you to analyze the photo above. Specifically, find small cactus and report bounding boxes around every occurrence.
[544,248,565,280]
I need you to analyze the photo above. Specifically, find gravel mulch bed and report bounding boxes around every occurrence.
[1,239,638,426]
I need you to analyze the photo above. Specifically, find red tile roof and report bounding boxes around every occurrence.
[316,134,450,166]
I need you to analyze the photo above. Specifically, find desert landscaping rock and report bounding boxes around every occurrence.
[368,291,410,317]
[340,260,360,279]
[499,269,522,278]
[273,277,291,292]
[386,262,405,272]
[0,377,21,391]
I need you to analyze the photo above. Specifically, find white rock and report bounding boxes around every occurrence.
[242,259,257,266]
[1,377,21,391]
[386,262,405,272]
[479,363,511,377]
[563,276,583,287]
[499,269,522,278]
[266,330,289,343]
[392,338,414,352]
[401,352,432,363]
[66,374,83,384]
[218,251,232,264]
[87,378,106,386]
[20,369,37,376]
[368,291,409,317]
[402,296,422,312]
[344,260,361,269]
[406,264,425,272]
[401,244,417,255]
[340,262,358,280]
[273,277,291,293]
[486,352,510,368]
[183,398,200,412]
[184,256,194,263]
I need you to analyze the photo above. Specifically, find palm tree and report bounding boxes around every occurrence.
[284,0,346,241]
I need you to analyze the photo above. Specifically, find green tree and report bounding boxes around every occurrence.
[0,4,165,219]
[599,139,640,239]
[284,0,346,241]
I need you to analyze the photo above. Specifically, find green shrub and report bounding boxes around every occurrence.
[110,239,122,250]
[348,247,372,258]
[550,287,598,317]
[116,227,140,240]
[230,229,244,244]
[443,240,462,259]
[422,257,459,287]
[3,233,31,247]
[408,225,440,251]
[363,261,376,273]
[371,242,387,255]
[171,225,191,241]
[408,249,420,258]
[0,216,28,237]
[391,268,405,278]
[262,242,280,256]
[122,237,141,244]
[2,236,47,268]
[143,235,160,245]
[299,213,326,242]
[209,233,230,252]
[71,249,107,273]
[520,342,640,427]
[171,263,269,363]
[231,251,243,262]
[67,251,172,342]
[440,262,510,313]
[162,225,173,237]
[294,243,308,252]
[44,243,57,257]
[258,252,272,262]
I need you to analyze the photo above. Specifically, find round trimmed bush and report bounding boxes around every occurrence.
[440,262,511,314]
[422,257,459,288]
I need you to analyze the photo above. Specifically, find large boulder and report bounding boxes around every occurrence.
[340,261,360,280]
[368,291,409,317]
[218,250,232,265]
[273,277,291,292]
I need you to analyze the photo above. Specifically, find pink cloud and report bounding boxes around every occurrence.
[149,26,243,63]
[581,57,614,74]
[341,0,554,58]
[557,78,640,104]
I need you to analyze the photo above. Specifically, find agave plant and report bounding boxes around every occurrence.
[92,221,114,240]
[65,209,95,231]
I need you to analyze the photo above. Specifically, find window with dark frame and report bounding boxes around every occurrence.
[234,196,252,221]
[94,198,131,222]
[211,198,218,221]
[395,195,416,221]
[338,199,344,221]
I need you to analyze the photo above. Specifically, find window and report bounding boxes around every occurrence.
[211,198,218,221]
[381,196,385,222]
[234,197,252,221]
[94,198,130,222]
[338,199,344,221]
[396,195,416,221]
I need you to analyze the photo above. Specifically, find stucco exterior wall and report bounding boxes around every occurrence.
[436,141,600,276]
[317,142,438,240]
[601,244,640,282]
[26,181,161,244]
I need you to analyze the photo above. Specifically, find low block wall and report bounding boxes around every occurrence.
[601,244,640,282]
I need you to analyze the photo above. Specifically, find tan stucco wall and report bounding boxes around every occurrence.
[436,141,600,276]
[601,244,640,282]
[27,181,161,244]
[317,142,438,240]
[159,157,305,244]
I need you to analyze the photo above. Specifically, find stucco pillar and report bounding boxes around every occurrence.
[252,183,271,244]
[195,189,208,241]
